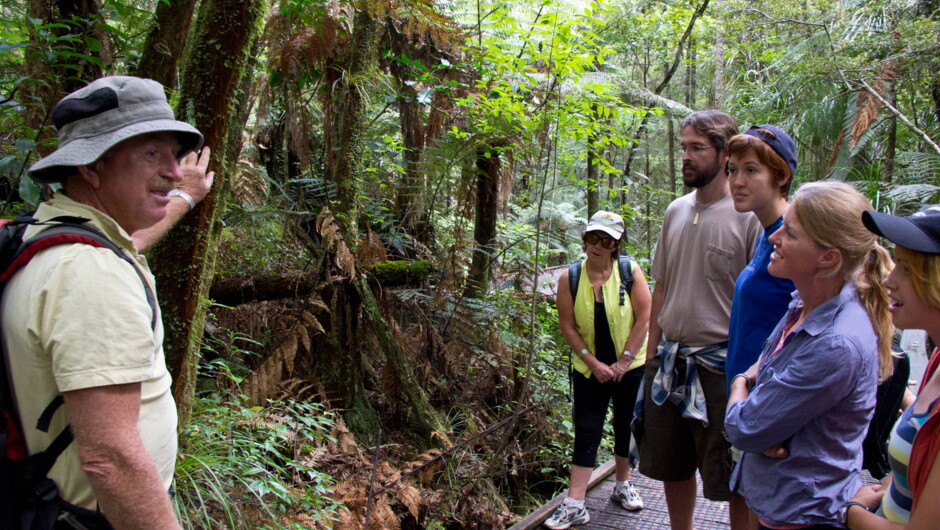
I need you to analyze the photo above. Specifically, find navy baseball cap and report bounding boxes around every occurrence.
[743,124,797,177]
[863,206,940,254]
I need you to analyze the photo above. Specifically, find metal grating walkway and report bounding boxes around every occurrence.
[510,459,730,529]
[511,459,880,529]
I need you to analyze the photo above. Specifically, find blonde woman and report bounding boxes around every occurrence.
[725,182,894,529]
[842,206,940,529]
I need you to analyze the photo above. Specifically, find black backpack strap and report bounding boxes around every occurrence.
[568,261,582,303]
[36,395,64,433]
[565,260,583,405]
[618,256,634,306]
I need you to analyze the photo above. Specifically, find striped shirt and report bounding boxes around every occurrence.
[880,397,937,523]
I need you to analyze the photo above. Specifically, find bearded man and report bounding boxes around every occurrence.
[637,110,760,530]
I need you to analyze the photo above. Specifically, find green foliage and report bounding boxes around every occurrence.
[174,389,342,529]
[218,205,311,277]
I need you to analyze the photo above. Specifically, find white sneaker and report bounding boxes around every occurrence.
[544,500,590,529]
[610,481,643,511]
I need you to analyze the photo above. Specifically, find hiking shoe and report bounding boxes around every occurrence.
[610,481,643,511]
[543,501,590,529]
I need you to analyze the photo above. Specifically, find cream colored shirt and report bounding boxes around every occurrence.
[651,192,760,346]
[1,193,176,509]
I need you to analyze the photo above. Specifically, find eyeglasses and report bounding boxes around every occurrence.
[677,144,714,156]
[583,232,617,249]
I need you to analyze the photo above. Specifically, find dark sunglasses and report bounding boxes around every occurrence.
[582,232,617,249]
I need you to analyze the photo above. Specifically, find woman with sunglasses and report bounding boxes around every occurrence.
[841,206,940,530]
[725,182,894,529]
[545,210,651,529]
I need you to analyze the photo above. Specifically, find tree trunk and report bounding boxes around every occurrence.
[52,0,107,93]
[668,117,677,200]
[133,0,200,87]
[586,135,599,216]
[713,1,725,109]
[315,8,382,437]
[687,36,697,107]
[21,0,108,145]
[465,145,501,298]
[884,80,897,184]
[356,275,446,446]
[933,82,940,128]
[210,273,317,306]
[323,9,377,245]
[396,81,428,242]
[148,0,263,426]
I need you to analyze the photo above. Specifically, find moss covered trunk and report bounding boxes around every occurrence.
[148,0,263,426]
[356,274,445,446]
[316,8,382,437]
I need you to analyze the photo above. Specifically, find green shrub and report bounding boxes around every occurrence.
[174,392,342,529]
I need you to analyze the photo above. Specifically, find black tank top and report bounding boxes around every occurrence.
[594,300,617,365]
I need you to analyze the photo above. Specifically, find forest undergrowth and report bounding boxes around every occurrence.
[174,217,578,529]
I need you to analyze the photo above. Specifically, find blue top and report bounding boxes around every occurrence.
[725,216,794,391]
[725,281,878,527]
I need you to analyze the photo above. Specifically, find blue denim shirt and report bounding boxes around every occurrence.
[725,281,878,527]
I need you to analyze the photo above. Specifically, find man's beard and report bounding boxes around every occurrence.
[682,158,722,188]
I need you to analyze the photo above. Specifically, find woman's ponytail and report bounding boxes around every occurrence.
[855,242,895,381]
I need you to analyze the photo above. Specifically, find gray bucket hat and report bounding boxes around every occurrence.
[29,76,203,183]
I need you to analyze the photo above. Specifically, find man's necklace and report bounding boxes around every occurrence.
[692,201,712,225]
[692,193,728,225]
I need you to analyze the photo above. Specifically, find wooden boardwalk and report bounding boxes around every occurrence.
[511,459,731,530]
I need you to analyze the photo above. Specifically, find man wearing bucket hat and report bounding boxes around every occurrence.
[2,76,213,528]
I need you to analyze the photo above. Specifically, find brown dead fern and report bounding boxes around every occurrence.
[850,61,899,149]
[242,310,327,406]
[317,208,357,281]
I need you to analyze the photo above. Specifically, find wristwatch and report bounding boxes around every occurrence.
[837,501,869,526]
[169,188,196,210]
[578,348,590,358]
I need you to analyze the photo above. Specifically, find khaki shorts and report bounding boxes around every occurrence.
[637,355,734,501]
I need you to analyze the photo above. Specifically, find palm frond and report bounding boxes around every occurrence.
[883,183,940,209]
[896,151,940,184]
